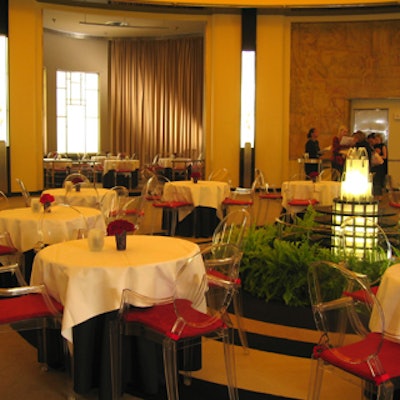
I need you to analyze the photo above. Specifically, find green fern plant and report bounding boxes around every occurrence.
[240,207,398,307]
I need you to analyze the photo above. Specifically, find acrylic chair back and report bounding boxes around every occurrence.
[35,204,89,252]
[307,260,393,400]
[16,178,31,207]
[173,243,241,332]
[121,195,146,233]
[63,172,91,188]
[212,209,251,249]
[337,216,393,284]
[211,211,249,351]
[112,243,240,400]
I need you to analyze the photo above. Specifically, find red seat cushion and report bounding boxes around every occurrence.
[316,332,400,385]
[344,285,379,304]
[288,198,319,206]
[124,300,225,340]
[0,294,63,324]
[123,209,144,216]
[222,198,253,206]
[0,245,17,255]
[207,269,241,285]
[153,201,192,209]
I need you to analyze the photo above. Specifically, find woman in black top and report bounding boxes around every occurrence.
[304,128,322,176]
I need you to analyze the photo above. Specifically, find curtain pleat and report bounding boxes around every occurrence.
[109,36,204,165]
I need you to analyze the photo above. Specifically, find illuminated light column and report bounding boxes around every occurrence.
[331,147,378,259]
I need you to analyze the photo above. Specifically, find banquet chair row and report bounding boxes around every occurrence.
[109,243,241,400]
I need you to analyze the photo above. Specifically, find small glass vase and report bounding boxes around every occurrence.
[75,184,81,192]
[43,202,52,213]
[115,231,127,251]
[193,176,199,184]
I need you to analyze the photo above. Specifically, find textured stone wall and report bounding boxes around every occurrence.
[290,20,400,159]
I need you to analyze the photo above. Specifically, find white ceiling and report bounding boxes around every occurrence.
[43,9,206,39]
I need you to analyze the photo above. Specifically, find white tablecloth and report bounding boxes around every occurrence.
[0,206,106,252]
[103,159,140,174]
[158,157,192,169]
[30,235,202,342]
[281,180,341,209]
[370,264,400,342]
[42,187,116,215]
[163,180,231,220]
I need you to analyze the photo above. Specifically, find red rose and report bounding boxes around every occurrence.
[107,219,135,236]
[40,193,55,204]
[72,177,84,184]
[191,171,201,179]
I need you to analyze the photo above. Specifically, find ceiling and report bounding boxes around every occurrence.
[43,9,206,39]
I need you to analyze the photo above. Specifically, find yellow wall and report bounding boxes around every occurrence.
[9,0,43,192]
[205,14,242,186]
[256,15,290,187]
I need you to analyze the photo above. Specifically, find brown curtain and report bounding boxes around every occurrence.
[109,36,204,165]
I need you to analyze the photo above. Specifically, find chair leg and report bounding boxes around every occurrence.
[163,337,179,400]
[232,290,249,353]
[169,209,179,236]
[307,357,324,400]
[222,327,239,400]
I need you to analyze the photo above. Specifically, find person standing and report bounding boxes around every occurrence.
[331,125,352,174]
[372,133,388,198]
[304,128,322,177]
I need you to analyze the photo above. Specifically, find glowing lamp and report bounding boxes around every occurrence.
[340,147,372,202]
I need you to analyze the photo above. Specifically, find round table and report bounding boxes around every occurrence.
[163,180,231,220]
[281,180,341,211]
[370,264,400,343]
[42,187,116,216]
[0,205,106,253]
[31,234,202,342]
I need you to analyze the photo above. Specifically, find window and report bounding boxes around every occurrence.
[0,36,8,144]
[56,70,99,154]
[240,50,255,148]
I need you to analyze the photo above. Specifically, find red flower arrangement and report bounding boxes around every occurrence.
[107,219,135,236]
[39,193,55,212]
[191,171,201,183]
[39,193,55,205]
[72,177,84,184]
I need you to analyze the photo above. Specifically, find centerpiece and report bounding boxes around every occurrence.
[39,193,55,213]
[72,176,84,192]
[106,219,135,250]
[191,171,201,184]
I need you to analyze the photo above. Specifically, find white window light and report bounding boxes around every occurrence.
[56,70,99,154]
[240,50,255,148]
[0,36,8,144]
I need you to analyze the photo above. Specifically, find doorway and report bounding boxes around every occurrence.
[351,98,400,186]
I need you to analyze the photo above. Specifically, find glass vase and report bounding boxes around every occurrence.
[115,231,127,251]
